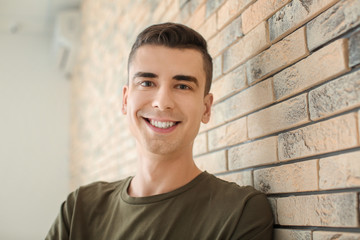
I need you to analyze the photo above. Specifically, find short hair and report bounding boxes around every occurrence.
[128,22,213,95]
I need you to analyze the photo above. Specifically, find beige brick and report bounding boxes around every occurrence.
[212,64,247,103]
[307,0,360,51]
[274,229,312,240]
[309,69,360,120]
[313,231,360,240]
[198,12,217,40]
[210,55,222,81]
[246,27,309,85]
[223,21,270,73]
[278,113,359,161]
[218,170,253,186]
[242,0,290,34]
[269,0,339,42]
[217,0,254,29]
[203,103,227,131]
[178,2,192,22]
[193,132,207,156]
[199,121,211,133]
[205,0,226,18]
[126,6,150,29]
[208,16,243,57]
[119,158,137,179]
[93,158,121,180]
[208,117,247,150]
[248,93,309,139]
[349,30,360,67]
[121,148,138,164]
[186,3,206,30]
[319,151,360,190]
[188,0,207,14]
[212,55,222,81]
[277,192,358,227]
[274,38,350,101]
[210,79,274,128]
[152,0,168,22]
[162,0,180,22]
[194,150,227,173]
[228,136,278,170]
[254,160,318,193]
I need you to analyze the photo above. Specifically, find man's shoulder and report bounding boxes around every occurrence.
[80,177,129,191]
[196,172,273,233]
[203,172,265,203]
[73,177,131,203]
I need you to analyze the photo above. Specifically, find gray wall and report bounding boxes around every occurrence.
[0,33,69,239]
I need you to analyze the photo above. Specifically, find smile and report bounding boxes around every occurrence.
[150,119,176,129]
[143,118,180,130]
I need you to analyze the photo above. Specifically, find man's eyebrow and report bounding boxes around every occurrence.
[173,75,199,86]
[133,72,158,79]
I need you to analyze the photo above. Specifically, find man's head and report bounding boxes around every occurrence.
[123,23,213,156]
[128,22,213,95]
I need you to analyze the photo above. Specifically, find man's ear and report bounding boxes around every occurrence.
[201,93,213,124]
[122,85,128,115]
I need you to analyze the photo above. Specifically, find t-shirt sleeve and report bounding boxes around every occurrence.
[232,193,274,240]
[45,190,78,240]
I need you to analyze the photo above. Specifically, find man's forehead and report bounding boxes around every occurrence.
[129,45,204,72]
[130,45,203,63]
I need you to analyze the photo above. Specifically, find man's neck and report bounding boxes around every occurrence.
[128,150,202,197]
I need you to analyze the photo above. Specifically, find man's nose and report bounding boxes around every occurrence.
[152,86,175,110]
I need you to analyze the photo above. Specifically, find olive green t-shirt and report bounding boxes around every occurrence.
[46,172,273,240]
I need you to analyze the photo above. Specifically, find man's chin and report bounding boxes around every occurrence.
[144,140,179,156]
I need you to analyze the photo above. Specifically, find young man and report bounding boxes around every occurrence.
[46,23,273,240]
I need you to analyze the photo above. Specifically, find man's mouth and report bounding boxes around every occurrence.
[144,118,179,129]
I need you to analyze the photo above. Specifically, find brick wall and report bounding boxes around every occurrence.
[70,0,360,238]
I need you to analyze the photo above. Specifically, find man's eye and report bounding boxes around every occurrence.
[176,84,191,90]
[140,81,154,87]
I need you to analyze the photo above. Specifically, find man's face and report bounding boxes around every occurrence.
[122,45,213,156]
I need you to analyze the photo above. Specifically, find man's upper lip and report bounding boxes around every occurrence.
[144,117,179,122]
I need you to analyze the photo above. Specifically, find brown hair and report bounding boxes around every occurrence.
[128,22,213,95]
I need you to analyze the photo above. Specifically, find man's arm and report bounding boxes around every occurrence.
[45,190,77,240]
[232,193,274,240]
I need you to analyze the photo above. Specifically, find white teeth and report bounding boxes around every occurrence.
[150,119,176,129]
